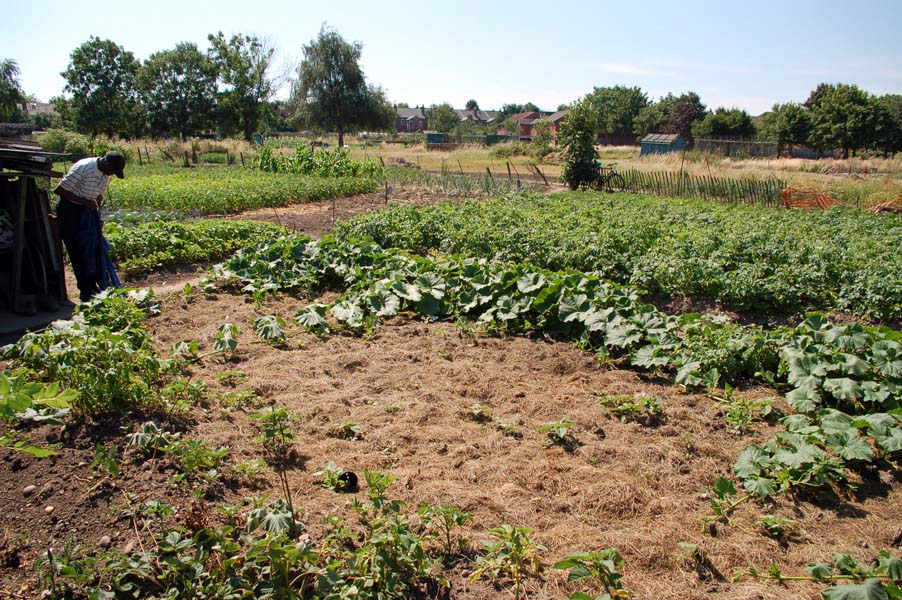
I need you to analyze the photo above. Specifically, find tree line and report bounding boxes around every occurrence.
[579,84,902,157]
[1,26,394,144]
[3,32,900,157]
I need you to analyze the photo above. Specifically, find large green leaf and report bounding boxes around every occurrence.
[821,579,889,600]
[825,429,874,462]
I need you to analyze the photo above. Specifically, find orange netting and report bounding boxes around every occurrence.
[780,185,841,210]
[869,197,902,214]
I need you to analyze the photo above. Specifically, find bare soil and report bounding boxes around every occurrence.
[3,191,901,600]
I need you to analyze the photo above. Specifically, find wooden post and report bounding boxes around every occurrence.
[506,161,512,181]
[485,167,493,180]
[458,160,464,175]
[240,152,245,167]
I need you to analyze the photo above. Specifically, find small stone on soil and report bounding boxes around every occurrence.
[44,505,54,515]
[22,485,36,497]
[98,536,112,548]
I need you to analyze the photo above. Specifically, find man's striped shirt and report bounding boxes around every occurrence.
[57,157,110,202]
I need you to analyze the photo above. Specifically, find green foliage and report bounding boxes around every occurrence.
[105,218,285,275]
[110,165,378,214]
[127,421,229,484]
[255,145,383,178]
[329,419,363,440]
[314,460,349,492]
[89,444,121,477]
[417,503,473,558]
[692,107,756,138]
[0,58,23,121]
[61,37,142,137]
[0,372,76,423]
[736,551,902,599]
[470,524,546,600]
[554,549,632,600]
[806,83,878,157]
[291,25,394,146]
[426,103,460,134]
[334,193,902,320]
[559,99,599,190]
[137,42,218,138]
[599,394,665,426]
[1,291,182,417]
[214,322,241,356]
[207,32,275,141]
[585,85,649,137]
[539,420,581,452]
[36,128,91,158]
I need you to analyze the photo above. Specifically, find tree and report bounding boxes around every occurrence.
[61,37,141,137]
[426,103,460,133]
[806,83,875,158]
[208,32,276,141]
[633,102,668,137]
[691,107,755,138]
[873,94,902,157]
[138,42,218,138]
[291,26,393,147]
[662,92,706,141]
[769,102,812,155]
[465,99,479,111]
[558,99,598,190]
[585,85,648,137]
[0,59,23,121]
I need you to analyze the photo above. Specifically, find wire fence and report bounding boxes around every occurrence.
[619,169,786,207]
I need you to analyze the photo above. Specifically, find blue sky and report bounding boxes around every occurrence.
[3,0,900,115]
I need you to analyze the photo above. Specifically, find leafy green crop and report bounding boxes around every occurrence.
[255,145,384,178]
[105,219,285,275]
[333,193,902,320]
[110,166,378,214]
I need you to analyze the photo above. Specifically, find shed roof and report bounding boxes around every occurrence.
[547,110,569,122]
[641,133,683,144]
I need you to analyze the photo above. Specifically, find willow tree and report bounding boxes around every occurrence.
[291,26,393,147]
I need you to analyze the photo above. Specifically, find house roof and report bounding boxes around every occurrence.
[641,133,683,144]
[456,108,494,123]
[547,110,569,122]
[508,111,540,123]
[396,107,426,119]
[22,102,56,116]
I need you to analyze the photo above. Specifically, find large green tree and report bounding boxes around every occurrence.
[61,37,141,137]
[662,92,706,141]
[873,94,902,157]
[770,102,812,154]
[805,83,875,158]
[207,32,275,141]
[691,107,755,138]
[585,85,648,137]
[0,58,23,121]
[138,42,218,139]
[291,26,394,147]
[426,103,460,133]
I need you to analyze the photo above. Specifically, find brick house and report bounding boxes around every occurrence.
[396,106,428,133]
[496,111,541,138]
[455,108,495,125]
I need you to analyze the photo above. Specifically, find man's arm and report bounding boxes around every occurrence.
[53,185,101,210]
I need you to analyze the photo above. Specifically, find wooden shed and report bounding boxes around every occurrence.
[0,138,70,315]
[640,133,687,156]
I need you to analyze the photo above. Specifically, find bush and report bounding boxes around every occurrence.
[37,128,90,158]
[559,101,598,190]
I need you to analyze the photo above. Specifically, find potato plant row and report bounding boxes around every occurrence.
[109,166,379,214]
[105,219,286,275]
[333,192,902,320]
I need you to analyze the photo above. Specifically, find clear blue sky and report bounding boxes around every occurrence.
[3,0,900,115]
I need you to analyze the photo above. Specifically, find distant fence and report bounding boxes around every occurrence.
[694,137,779,158]
[619,168,786,207]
